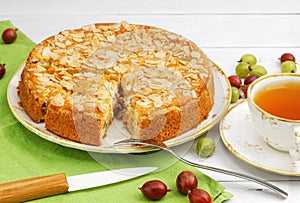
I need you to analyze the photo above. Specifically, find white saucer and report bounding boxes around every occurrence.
[220,100,300,176]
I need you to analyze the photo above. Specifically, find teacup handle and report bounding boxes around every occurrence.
[289,126,300,172]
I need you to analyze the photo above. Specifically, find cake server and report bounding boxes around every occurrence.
[0,166,157,203]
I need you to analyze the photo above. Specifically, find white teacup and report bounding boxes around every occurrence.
[247,73,300,154]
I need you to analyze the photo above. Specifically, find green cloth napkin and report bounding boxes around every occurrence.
[0,20,233,203]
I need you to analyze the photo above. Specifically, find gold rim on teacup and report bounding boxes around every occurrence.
[247,73,300,123]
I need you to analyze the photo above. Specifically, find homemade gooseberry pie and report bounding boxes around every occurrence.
[18,21,215,146]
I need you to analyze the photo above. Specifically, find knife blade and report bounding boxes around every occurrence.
[0,167,157,203]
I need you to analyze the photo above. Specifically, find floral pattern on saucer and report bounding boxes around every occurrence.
[220,100,300,176]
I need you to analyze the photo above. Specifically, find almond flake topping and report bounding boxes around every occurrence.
[23,21,213,130]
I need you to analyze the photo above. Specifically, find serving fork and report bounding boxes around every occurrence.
[114,138,288,199]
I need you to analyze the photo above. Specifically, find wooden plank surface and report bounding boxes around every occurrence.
[2,0,300,14]
[0,15,298,48]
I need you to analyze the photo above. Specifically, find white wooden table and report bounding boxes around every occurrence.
[2,0,300,202]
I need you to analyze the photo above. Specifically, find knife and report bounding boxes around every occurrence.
[0,167,157,203]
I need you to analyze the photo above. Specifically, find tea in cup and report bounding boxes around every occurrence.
[247,73,300,154]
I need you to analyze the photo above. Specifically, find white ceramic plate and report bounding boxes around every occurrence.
[7,63,230,153]
[220,100,299,176]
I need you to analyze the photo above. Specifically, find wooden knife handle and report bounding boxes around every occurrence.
[0,173,69,203]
